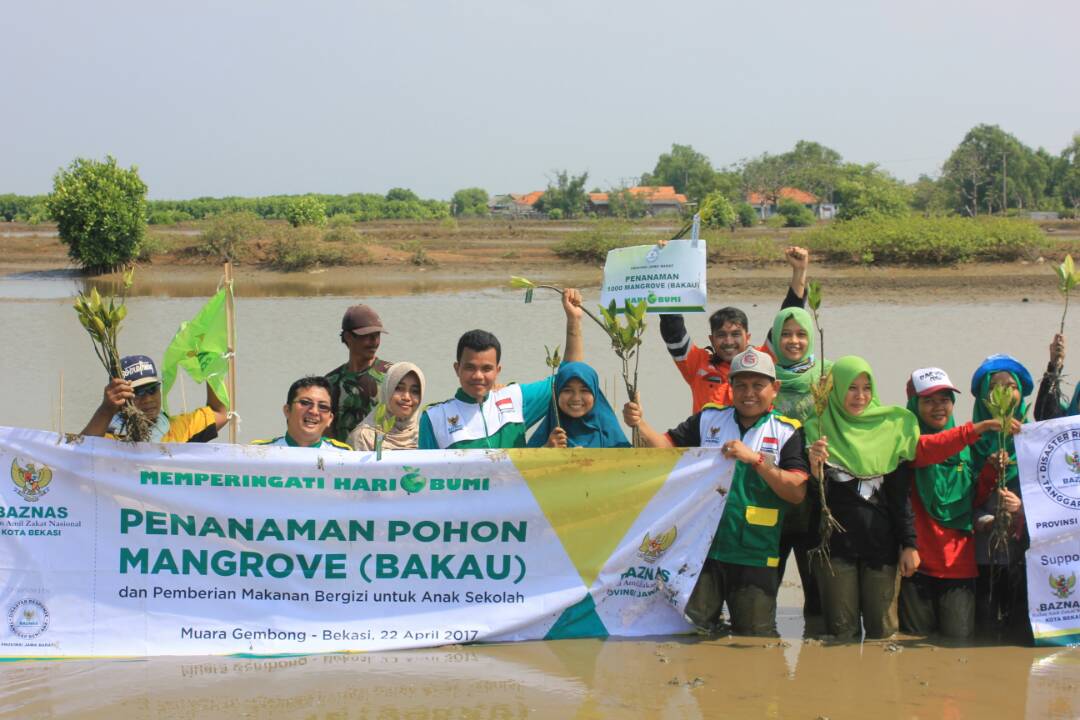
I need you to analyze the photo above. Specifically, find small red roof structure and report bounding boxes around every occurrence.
[511,191,545,207]
[589,186,689,205]
[747,187,818,205]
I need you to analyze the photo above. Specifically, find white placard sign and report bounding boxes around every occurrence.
[600,239,706,314]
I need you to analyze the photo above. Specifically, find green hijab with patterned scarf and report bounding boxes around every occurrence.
[907,393,975,531]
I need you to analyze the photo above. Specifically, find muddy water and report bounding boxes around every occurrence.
[2,277,1079,719]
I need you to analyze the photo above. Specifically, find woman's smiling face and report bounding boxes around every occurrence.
[779,316,809,362]
[558,378,595,418]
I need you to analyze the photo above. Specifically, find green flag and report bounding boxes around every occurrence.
[161,287,231,414]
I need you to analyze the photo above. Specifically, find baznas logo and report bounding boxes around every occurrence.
[400,466,427,494]
[11,458,52,502]
[638,526,677,563]
[1065,451,1080,474]
[1049,572,1077,599]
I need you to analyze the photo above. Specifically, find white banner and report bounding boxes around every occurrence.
[0,428,732,657]
[600,239,707,314]
[1015,417,1080,646]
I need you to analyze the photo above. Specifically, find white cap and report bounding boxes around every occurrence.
[908,367,961,398]
[730,347,776,380]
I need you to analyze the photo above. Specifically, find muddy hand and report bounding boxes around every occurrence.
[1051,333,1066,368]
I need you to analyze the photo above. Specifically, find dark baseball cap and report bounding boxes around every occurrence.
[341,304,387,335]
[120,355,159,388]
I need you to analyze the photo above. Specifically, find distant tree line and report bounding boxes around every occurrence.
[636,127,1080,220]
[4,124,1079,229]
[0,189,450,225]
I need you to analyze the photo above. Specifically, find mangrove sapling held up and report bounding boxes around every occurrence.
[73,270,151,442]
[1047,255,1080,406]
[984,383,1020,563]
[806,280,843,568]
[510,276,647,446]
[545,345,563,431]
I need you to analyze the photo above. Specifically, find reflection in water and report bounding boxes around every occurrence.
[3,637,1075,719]
[1028,650,1080,719]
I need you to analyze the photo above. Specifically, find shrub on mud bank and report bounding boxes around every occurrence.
[805,216,1045,264]
[198,211,261,261]
[553,220,635,262]
[267,226,347,271]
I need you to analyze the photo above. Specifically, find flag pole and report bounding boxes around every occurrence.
[224,262,238,443]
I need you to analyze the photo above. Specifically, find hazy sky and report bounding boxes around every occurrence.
[4,0,1078,200]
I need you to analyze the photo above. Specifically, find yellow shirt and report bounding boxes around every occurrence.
[106,406,218,443]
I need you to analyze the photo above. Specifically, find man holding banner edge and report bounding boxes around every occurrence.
[623,346,810,635]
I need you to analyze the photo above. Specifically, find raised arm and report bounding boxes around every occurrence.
[782,246,809,306]
[1035,333,1068,421]
[562,288,584,363]
[206,383,230,431]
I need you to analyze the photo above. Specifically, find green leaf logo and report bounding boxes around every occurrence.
[400,466,427,494]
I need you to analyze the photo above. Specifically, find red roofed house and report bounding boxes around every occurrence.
[588,186,689,216]
[748,187,836,220]
[488,191,545,217]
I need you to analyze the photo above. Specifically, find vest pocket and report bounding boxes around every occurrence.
[745,505,779,527]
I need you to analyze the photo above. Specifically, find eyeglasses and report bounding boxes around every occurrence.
[294,398,333,414]
[134,383,160,397]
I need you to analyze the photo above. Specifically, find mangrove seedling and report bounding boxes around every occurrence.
[984,383,1020,562]
[545,344,563,430]
[1055,254,1080,336]
[600,298,648,447]
[371,402,398,461]
[73,269,151,441]
[1047,255,1080,407]
[805,279,843,567]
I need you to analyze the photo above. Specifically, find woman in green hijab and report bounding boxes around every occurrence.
[805,356,922,639]
[768,306,832,424]
[769,306,833,618]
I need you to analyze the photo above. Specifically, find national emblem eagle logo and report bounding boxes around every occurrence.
[11,459,53,502]
[1049,572,1077,599]
[638,526,678,563]
[448,415,460,427]
[1065,451,1080,474]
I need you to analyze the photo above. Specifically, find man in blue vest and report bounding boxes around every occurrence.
[623,347,810,635]
[420,289,584,449]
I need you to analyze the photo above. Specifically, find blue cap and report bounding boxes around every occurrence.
[120,355,159,388]
[970,354,1033,397]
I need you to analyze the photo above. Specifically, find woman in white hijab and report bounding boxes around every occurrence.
[348,362,425,451]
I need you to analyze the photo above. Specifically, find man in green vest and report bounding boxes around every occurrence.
[623,347,810,635]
